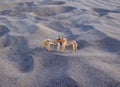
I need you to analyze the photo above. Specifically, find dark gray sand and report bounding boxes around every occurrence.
[0,0,120,87]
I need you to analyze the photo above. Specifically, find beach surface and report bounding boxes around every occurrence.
[0,0,120,87]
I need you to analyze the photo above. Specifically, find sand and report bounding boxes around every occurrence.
[0,0,120,87]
